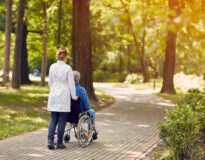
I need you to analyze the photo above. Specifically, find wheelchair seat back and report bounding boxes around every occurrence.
[67,98,80,124]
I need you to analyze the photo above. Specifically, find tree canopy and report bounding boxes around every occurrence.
[0,0,204,92]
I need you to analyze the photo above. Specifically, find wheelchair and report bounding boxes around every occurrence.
[62,99,97,147]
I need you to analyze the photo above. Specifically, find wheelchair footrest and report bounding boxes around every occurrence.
[92,130,98,140]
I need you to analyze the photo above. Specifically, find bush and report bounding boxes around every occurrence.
[124,73,143,84]
[182,91,205,146]
[159,88,205,160]
[112,72,127,82]
[94,70,127,82]
[93,70,110,82]
[187,88,201,94]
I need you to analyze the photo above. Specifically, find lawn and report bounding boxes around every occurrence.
[95,89,114,101]
[0,84,50,139]
[0,83,113,139]
[113,79,162,90]
[155,93,184,104]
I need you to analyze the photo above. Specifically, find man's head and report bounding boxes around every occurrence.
[73,71,80,82]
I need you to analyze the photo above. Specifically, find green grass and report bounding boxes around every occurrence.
[0,84,50,139]
[0,83,114,139]
[112,79,163,90]
[155,93,184,104]
[95,89,114,101]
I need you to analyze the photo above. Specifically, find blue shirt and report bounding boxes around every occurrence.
[75,81,90,112]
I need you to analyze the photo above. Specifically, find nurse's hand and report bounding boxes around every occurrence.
[73,96,78,101]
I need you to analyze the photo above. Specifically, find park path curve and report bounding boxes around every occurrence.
[0,83,173,160]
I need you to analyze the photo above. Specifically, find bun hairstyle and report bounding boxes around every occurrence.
[56,48,68,61]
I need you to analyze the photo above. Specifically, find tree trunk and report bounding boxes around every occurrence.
[127,44,131,73]
[12,0,26,89]
[161,0,179,94]
[119,54,123,82]
[3,0,12,85]
[20,22,31,84]
[161,32,177,94]
[72,0,97,100]
[126,26,131,73]
[40,2,47,86]
[57,0,62,49]
[141,14,148,82]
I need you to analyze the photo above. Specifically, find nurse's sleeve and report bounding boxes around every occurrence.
[68,68,77,99]
[48,66,53,88]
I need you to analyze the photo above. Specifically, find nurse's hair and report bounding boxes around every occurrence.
[73,71,80,81]
[56,48,67,60]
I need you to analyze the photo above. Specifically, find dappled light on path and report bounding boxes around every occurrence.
[0,83,173,160]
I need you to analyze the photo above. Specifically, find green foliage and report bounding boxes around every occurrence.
[0,0,205,82]
[94,69,110,82]
[177,23,205,75]
[0,0,73,73]
[94,69,127,82]
[124,73,144,84]
[0,31,5,69]
[26,0,73,71]
[159,89,205,159]
[0,0,6,31]
[187,88,203,94]
[159,104,202,159]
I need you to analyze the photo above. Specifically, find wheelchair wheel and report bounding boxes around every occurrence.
[64,134,70,143]
[77,114,93,147]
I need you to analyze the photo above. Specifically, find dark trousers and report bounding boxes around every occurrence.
[48,112,67,144]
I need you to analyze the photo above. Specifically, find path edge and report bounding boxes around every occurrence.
[122,134,160,160]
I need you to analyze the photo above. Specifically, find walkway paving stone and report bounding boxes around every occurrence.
[0,83,173,160]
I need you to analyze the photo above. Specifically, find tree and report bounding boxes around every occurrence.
[40,2,47,86]
[161,0,181,94]
[72,0,96,100]
[12,0,26,89]
[20,22,31,84]
[3,0,12,85]
[103,0,149,82]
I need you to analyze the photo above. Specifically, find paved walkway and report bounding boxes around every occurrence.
[0,83,173,160]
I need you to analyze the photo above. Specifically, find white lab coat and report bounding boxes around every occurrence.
[47,60,77,112]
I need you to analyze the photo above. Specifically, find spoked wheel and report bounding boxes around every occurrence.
[77,114,93,147]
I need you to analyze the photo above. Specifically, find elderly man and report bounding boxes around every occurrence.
[73,71,98,140]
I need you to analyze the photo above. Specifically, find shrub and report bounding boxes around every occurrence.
[187,88,201,94]
[93,70,110,82]
[159,88,205,159]
[159,104,202,159]
[182,91,205,146]
[108,72,126,82]
[124,73,143,84]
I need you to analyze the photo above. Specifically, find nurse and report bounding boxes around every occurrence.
[47,48,77,149]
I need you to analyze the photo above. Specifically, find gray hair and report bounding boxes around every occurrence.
[73,71,80,81]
